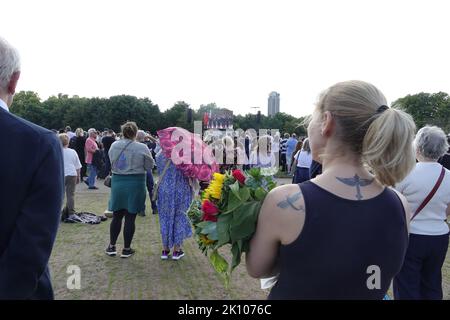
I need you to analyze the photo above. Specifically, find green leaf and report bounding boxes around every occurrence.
[248,167,262,179]
[217,213,232,246]
[187,199,203,224]
[224,184,250,214]
[196,221,211,229]
[245,176,263,189]
[209,250,229,275]
[229,180,241,200]
[237,239,243,252]
[200,221,217,235]
[231,241,242,271]
[226,192,242,213]
[254,187,267,201]
[239,186,251,203]
[229,201,262,242]
[208,227,219,241]
[267,181,277,191]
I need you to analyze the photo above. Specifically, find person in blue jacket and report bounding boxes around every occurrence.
[0,37,64,299]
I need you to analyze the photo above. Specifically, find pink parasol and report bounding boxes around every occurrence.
[157,127,218,181]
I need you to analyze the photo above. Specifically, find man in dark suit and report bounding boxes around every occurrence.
[0,37,64,299]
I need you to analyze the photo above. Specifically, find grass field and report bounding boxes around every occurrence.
[49,180,450,300]
[50,182,270,300]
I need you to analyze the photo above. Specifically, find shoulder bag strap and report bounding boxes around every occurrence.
[411,166,446,221]
[111,141,133,171]
[291,150,301,172]
[152,160,172,202]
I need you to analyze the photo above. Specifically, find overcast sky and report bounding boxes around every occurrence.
[2,0,449,117]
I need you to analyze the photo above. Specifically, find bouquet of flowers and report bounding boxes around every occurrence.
[187,167,277,286]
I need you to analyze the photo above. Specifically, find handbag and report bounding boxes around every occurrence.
[410,166,445,221]
[104,175,112,188]
[104,141,133,188]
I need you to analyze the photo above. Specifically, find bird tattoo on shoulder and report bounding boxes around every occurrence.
[277,191,304,211]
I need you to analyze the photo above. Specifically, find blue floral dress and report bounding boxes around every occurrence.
[156,153,193,249]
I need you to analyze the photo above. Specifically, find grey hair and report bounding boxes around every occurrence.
[414,126,449,160]
[136,130,146,142]
[0,37,21,91]
[88,128,97,135]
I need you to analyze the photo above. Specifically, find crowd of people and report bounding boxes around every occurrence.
[51,126,159,218]
[54,122,195,261]
[1,36,450,300]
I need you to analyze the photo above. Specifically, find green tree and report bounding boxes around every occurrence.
[196,102,220,118]
[41,94,73,130]
[161,101,191,130]
[394,92,450,132]
[10,91,48,126]
[10,91,309,136]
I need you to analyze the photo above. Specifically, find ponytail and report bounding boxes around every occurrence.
[316,80,417,186]
[362,108,416,186]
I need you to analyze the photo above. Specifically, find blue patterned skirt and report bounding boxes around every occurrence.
[156,154,193,248]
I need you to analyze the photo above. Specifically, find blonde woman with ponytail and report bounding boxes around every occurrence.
[246,80,416,300]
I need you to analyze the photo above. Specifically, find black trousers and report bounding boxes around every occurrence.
[146,172,157,211]
[104,152,111,176]
[393,232,449,300]
[80,161,87,178]
[110,210,137,248]
[280,153,287,172]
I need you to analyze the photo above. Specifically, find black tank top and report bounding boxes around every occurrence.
[268,181,408,300]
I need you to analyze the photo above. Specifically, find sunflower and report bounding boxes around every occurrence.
[199,234,216,246]
[205,173,225,200]
[202,189,211,200]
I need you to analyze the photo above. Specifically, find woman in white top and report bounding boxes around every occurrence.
[292,138,312,184]
[59,134,82,221]
[249,135,277,169]
[394,126,450,300]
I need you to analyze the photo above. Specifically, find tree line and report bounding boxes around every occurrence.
[9,91,450,135]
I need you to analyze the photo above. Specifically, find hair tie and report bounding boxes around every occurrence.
[376,105,389,114]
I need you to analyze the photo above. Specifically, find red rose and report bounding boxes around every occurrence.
[232,169,246,184]
[202,199,218,214]
[202,200,218,222]
[202,211,218,222]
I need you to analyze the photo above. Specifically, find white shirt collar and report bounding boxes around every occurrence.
[0,99,8,112]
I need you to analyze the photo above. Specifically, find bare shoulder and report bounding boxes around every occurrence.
[259,184,306,244]
[263,184,305,210]
[265,183,302,197]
